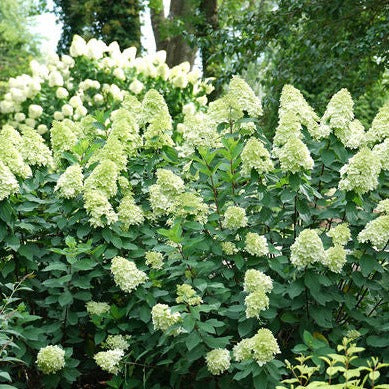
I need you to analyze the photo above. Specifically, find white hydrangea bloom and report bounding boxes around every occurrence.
[323,245,347,273]
[222,206,248,229]
[104,335,130,351]
[327,223,351,246]
[245,289,270,318]
[86,301,110,316]
[245,233,269,257]
[358,215,389,251]
[206,349,231,375]
[176,284,202,306]
[221,241,239,255]
[243,269,273,294]
[36,345,65,374]
[273,137,314,173]
[373,138,389,171]
[339,148,381,194]
[233,328,280,366]
[83,189,118,227]
[290,229,326,268]
[241,138,274,175]
[145,251,164,270]
[365,101,389,145]
[151,303,181,333]
[0,161,19,200]
[111,256,147,293]
[94,349,124,374]
[118,195,144,229]
[55,164,83,198]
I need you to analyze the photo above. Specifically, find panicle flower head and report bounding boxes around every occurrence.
[0,137,31,179]
[84,160,118,198]
[55,164,83,198]
[0,161,19,200]
[358,215,389,251]
[233,328,280,366]
[250,328,281,366]
[245,289,269,318]
[176,284,202,306]
[70,35,87,57]
[145,251,164,270]
[239,121,257,136]
[178,111,221,154]
[243,269,273,294]
[324,245,347,273]
[373,138,389,171]
[28,104,43,119]
[141,90,173,149]
[245,233,269,257]
[1,125,23,148]
[290,229,326,268]
[365,101,389,145]
[233,338,253,362]
[226,76,262,118]
[274,85,319,145]
[156,169,185,195]
[110,108,142,153]
[151,303,181,333]
[339,147,381,194]
[149,169,185,217]
[221,241,239,255]
[327,223,351,246]
[103,335,130,351]
[322,88,354,130]
[273,137,314,173]
[111,256,147,293]
[118,195,144,230]
[241,138,274,175]
[20,127,53,167]
[91,136,128,171]
[36,345,65,374]
[94,349,124,374]
[171,192,209,224]
[86,301,110,316]
[376,199,389,214]
[222,206,248,230]
[206,349,231,375]
[83,189,117,227]
[50,120,78,162]
[334,119,365,149]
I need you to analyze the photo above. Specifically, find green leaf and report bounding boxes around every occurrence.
[73,258,97,271]
[186,332,201,351]
[59,291,73,306]
[0,372,12,382]
[5,235,20,251]
[366,336,389,348]
[182,314,196,332]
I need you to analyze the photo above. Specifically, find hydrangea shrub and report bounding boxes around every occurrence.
[0,35,388,388]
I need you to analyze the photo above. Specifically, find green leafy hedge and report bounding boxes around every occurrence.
[0,35,388,388]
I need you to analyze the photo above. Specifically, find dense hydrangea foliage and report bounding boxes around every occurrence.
[0,35,387,389]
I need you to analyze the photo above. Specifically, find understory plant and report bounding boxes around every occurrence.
[0,35,388,388]
[278,331,389,388]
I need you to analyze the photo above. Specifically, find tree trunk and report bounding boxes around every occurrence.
[150,0,197,68]
[199,0,218,78]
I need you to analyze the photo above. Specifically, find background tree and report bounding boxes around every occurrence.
[53,0,142,53]
[207,0,389,132]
